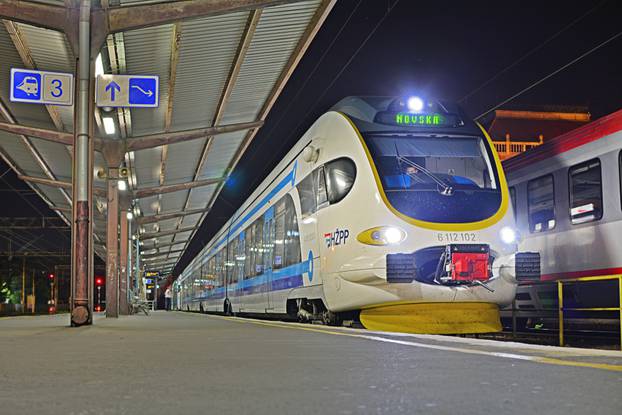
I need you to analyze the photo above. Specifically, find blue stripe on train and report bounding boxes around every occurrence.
[201,163,297,263]
[191,256,310,302]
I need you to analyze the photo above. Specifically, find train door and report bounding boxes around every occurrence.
[263,206,275,311]
[297,168,323,286]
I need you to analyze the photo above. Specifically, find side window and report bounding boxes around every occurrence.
[244,227,253,279]
[227,238,238,284]
[253,218,264,275]
[325,158,356,204]
[527,174,555,233]
[509,186,517,220]
[236,233,245,283]
[315,166,328,208]
[297,173,315,217]
[569,158,602,224]
[273,199,286,269]
[284,194,301,266]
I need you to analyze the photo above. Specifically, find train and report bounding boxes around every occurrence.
[173,95,539,334]
[503,109,622,329]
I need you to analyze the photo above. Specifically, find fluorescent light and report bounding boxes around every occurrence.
[102,117,115,135]
[95,54,104,77]
[118,180,127,191]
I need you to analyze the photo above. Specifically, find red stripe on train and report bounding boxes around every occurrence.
[540,267,622,282]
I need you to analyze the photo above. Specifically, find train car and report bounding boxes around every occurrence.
[503,109,622,328]
[173,95,538,334]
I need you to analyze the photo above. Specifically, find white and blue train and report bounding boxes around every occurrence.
[173,96,538,334]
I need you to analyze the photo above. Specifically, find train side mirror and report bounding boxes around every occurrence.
[302,145,319,163]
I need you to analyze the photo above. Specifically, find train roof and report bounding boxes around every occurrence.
[503,108,622,172]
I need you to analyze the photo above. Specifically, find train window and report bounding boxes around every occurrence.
[262,210,275,271]
[227,238,238,284]
[527,174,555,233]
[316,166,329,208]
[253,218,264,275]
[325,158,356,204]
[244,226,253,278]
[236,233,245,283]
[509,187,517,219]
[297,174,316,217]
[569,159,603,224]
[284,194,301,266]
[273,199,286,269]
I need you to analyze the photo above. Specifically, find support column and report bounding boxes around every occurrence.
[119,211,129,315]
[71,0,92,326]
[106,169,119,318]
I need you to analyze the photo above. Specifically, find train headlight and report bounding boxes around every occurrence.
[357,226,406,246]
[407,96,424,112]
[500,226,518,244]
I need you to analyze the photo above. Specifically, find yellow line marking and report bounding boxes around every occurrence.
[205,315,622,373]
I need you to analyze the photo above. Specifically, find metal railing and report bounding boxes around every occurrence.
[558,275,622,350]
[492,136,544,160]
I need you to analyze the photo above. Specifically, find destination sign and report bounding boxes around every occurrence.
[375,111,461,127]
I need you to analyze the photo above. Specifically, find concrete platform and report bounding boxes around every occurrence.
[0,312,620,414]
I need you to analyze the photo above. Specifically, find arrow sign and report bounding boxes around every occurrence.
[96,74,159,108]
[105,81,121,101]
[131,85,153,97]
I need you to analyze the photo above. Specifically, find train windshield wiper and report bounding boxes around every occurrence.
[396,155,454,196]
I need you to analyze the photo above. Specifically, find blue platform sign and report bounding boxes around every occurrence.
[96,74,159,108]
[10,68,74,106]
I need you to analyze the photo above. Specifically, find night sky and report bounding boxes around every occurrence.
[1,0,620,274]
[174,0,622,275]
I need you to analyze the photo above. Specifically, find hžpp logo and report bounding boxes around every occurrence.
[324,228,349,248]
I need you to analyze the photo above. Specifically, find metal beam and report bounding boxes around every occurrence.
[124,120,263,152]
[141,249,185,259]
[18,174,71,189]
[0,121,74,145]
[3,20,66,132]
[174,0,336,273]
[139,241,184,251]
[0,217,69,229]
[170,9,262,267]
[134,177,225,199]
[0,0,67,32]
[140,226,196,241]
[137,208,209,225]
[103,0,305,34]
[0,98,73,206]
[119,210,129,315]
[106,174,119,318]
[18,175,106,197]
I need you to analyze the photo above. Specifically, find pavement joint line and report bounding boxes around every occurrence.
[194,313,622,373]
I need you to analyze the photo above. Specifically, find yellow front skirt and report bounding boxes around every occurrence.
[359,302,502,334]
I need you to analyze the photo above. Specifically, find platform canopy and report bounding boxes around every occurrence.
[0,0,335,274]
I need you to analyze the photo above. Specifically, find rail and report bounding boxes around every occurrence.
[558,275,622,350]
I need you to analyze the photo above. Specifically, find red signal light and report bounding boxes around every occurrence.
[48,273,55,280]
[95,277,104,286]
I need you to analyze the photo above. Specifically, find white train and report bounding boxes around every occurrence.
[504,109,622,327]
[174,96,538,334]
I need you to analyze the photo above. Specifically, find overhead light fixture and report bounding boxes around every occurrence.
[95,54,104,77]
[118,180,127,191]
[127,211,133,220]
[102,117,115,135]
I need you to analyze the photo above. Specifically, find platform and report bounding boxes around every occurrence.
[0,312,620,414]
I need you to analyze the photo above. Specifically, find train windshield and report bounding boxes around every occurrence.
[364,133,502,223]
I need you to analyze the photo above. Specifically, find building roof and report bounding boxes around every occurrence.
[486,109,590,143]
[0,0,335,274]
